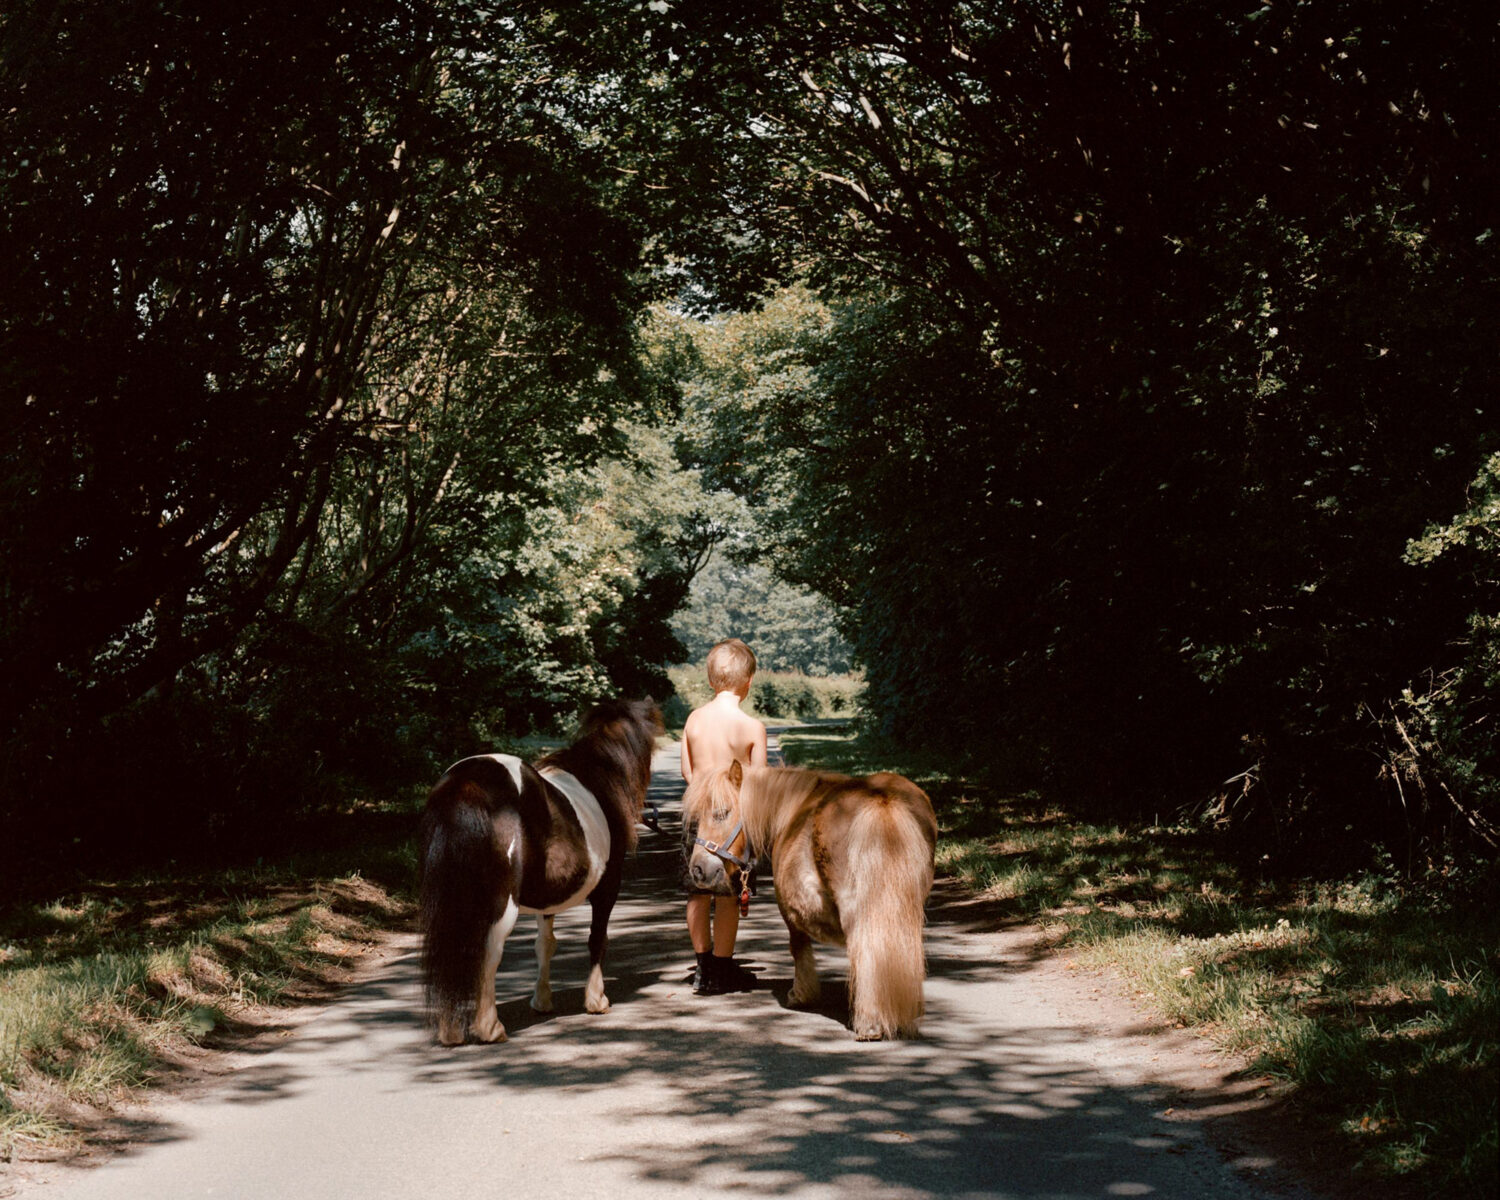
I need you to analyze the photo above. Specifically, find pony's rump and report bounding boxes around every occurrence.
[687,762,937,1040]
[839,792,936,1039]
[419,763,518,1031]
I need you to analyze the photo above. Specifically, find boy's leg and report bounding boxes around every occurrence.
[687,894,711,953]
[687,894,716,993]
[711,895,739,956]
[711,895,758,992]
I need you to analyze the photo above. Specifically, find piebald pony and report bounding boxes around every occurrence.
[419,699,661,1044]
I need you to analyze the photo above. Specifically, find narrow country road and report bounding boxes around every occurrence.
[23,738,1318,1200]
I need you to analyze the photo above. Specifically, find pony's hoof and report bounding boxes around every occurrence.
[437,1025,466,1047]
[788,985,821,1007]
[585,994,611,1014]
[530,990,554,1013]
[854,1028,887,1042]
[472,1014,508,1043]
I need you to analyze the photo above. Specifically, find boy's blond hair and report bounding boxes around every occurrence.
[706,638,757,692]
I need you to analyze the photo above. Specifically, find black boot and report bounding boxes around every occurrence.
[712,954,759,993]
[691,951,715,995]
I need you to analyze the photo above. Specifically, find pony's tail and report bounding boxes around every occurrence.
[419,775,509,1035]
[842,798,935,1039]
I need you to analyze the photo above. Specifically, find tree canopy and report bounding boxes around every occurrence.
[2,1,1496,871]
[0,2,706,866]
[569,0,1499,860]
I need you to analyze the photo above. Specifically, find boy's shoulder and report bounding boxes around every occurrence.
[685,701,763,732]
[731,708,768,744]
[683,702,728,732]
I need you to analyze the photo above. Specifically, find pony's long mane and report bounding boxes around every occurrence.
[539,699,661,852]
[688,765,849,855]
[681,768,738,830]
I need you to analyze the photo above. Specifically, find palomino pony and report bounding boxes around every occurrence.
[419,699,662,1045]
[685,761,937,1040]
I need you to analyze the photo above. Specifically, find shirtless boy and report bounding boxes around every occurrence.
[681,638,767,995]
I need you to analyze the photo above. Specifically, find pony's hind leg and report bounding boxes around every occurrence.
[530,914,558,1012]
[472,898,520,1043]
[583,886,618,1014]
[786,925,822,1007]
[584,962,609,1013]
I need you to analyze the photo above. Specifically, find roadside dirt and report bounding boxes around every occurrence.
[0,898,416,1198]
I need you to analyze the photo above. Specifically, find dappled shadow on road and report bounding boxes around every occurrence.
[273,904,1250,1198]
[50,751,1293,1199]
[201,867,1274,1193]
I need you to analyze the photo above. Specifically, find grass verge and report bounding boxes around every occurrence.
[0,833,418,1165]
[779,726,1499,1200]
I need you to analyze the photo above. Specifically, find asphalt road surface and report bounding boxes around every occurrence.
[25,738,1316,1200]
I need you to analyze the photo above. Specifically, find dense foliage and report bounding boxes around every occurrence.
[0,2,709,871]
[561,0,1500,864]
[3,1,1496,874]
[673,552,852,678]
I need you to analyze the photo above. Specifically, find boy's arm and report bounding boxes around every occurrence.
[681,721,694,782]
[749,720,768,767]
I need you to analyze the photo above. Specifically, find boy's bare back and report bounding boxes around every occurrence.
[682,697,767,781]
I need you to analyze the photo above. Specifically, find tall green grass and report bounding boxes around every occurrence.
[779,726,1500,1199]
